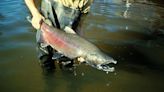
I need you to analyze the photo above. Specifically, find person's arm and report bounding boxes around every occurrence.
[25,0,44,29]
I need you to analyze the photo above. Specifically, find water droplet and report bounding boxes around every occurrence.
[106,71,109,74]
[20,56,23,59]
[74,71,77,76]
[126,26,128,30]
[106,83,110,86]
[81,72,84,76]
[106,82,111,86]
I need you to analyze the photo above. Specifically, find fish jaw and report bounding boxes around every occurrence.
[85,51,117,72]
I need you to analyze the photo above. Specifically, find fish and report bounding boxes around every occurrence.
[37,20,117,72]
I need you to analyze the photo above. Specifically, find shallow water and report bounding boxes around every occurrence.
[0,0,164,92]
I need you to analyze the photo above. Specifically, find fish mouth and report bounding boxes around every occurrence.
[96,63,116,72]
[89,60,117,72]
[96,64,115,72]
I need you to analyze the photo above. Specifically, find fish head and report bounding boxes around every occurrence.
[85,51,117,72]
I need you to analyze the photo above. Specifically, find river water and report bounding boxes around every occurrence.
[0,0,164,92]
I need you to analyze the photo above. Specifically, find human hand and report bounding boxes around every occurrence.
[64,26,76,34]
[31,14,44,29]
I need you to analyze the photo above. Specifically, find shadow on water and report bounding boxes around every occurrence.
[0,0,164,92]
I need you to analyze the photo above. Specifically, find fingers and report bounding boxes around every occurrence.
[64,26,76,34]
[31,14,45,29]
[77,57,85,63]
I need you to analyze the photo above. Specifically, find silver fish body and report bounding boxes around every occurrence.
[40,22,117,72]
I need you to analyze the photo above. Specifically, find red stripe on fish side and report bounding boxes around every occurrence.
[41,23,68,49]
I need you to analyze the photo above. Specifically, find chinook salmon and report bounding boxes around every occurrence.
[37,21,117,72]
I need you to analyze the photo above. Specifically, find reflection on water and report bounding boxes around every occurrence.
[0,0,164,92]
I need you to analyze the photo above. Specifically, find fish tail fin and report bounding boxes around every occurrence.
[36,30,42,43]
[36,30,48,48]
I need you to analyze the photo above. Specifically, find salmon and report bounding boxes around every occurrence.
[39,21,117,72]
